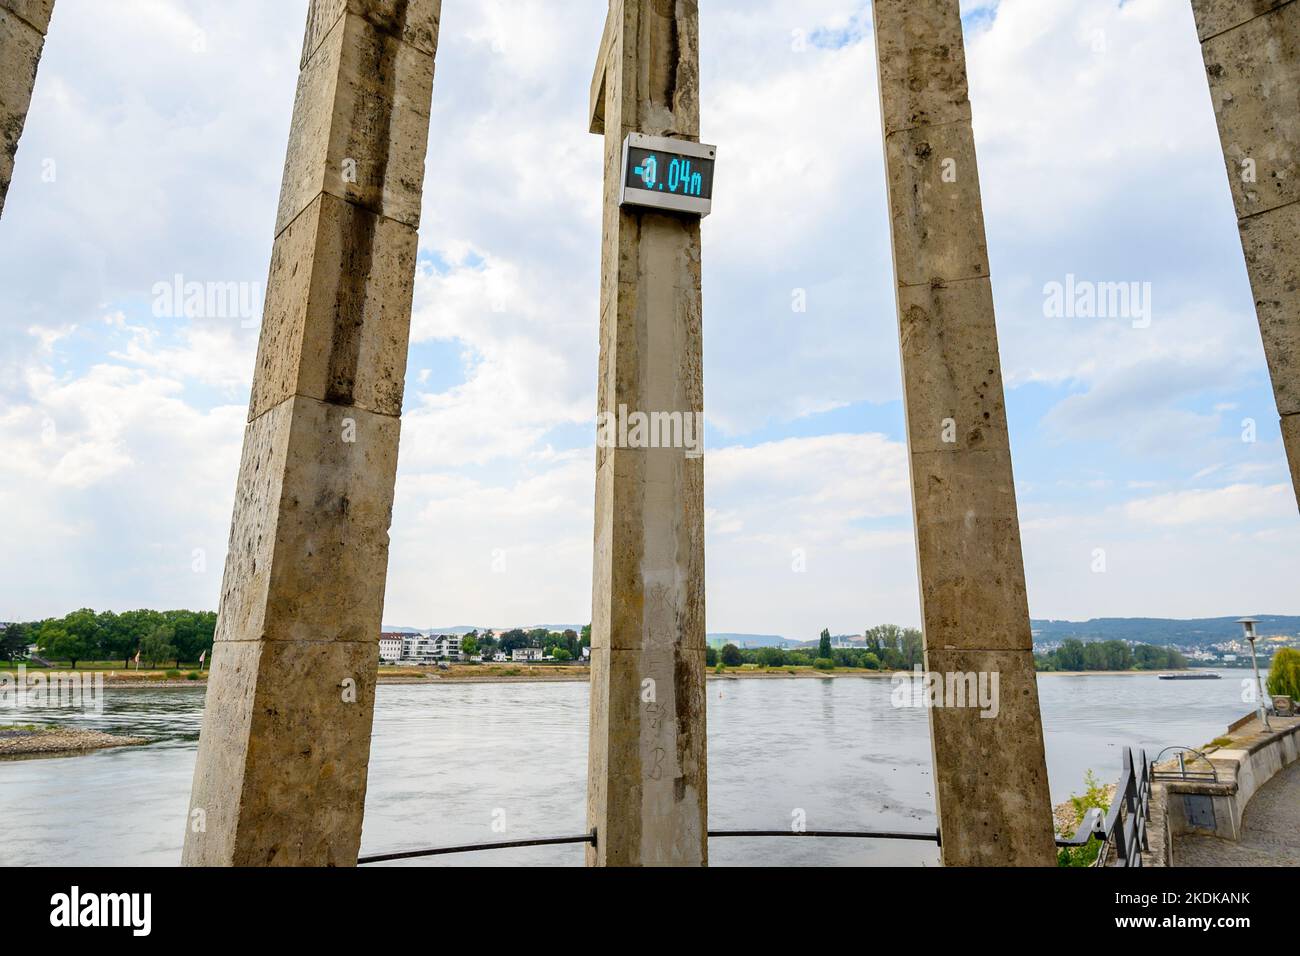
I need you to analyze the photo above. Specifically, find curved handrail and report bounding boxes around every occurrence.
[1150,745,1219,782]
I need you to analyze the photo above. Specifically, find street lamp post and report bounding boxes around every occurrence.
[1237,617,1271,731]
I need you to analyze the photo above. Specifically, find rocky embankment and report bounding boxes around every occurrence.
[0,727,148,758]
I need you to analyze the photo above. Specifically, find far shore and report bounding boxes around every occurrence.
[1,664,1219,689]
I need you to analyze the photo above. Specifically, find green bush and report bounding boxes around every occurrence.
[165,669,181,679]
[186,671,200,681]
[813,658,835,671]
[1266,648,1300,700]
[1057,770,1110,867]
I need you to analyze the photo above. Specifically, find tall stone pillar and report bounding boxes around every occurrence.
[0,0,54,218]
[183,0,439,867]
[1193,1,1300,509]
[585,0,708,867]
[872,0,1055,866]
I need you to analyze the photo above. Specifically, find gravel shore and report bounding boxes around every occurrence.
[0,727,149,757]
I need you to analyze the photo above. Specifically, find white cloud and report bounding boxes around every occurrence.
[387,453,594,628]
[1021,482,1300,620]
[1123,483,1296,528]
[0,358,244,617]
[702,433,920,636]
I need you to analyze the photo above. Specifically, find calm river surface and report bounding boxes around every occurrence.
[0,674,1259,866]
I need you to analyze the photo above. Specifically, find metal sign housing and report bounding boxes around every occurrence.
[620,133,716,218]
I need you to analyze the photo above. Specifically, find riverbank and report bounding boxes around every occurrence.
[0,726,149,758]
[1,664,1208,688]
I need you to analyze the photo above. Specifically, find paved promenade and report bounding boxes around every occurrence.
[1175,757,1300,866]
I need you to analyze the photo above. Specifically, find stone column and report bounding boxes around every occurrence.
[1193,1,1300,510]
[585,0,708,867]
[872,0,1056,866]
[0,0,54,218]
[182,0,438,867]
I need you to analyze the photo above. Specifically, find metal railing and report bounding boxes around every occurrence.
[1149,746,1219,783]
[358,832,597,865]
[1052,746,1152,867]
[709,827,940,843]
[357,826,942,864]
[358,749,1153,866]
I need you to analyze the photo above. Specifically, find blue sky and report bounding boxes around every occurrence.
[1,0,1296,639]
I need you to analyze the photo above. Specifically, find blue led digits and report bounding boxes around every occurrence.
[632,153,704,196]
[620,134,716,217]
[668,157,703,196]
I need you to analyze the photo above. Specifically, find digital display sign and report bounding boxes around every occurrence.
[620,133,716,218]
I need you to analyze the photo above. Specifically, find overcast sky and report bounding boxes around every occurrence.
[1,0,1296,638]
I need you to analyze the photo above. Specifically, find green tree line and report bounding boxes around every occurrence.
[1,609,217,669]
[458,626,590,662]
[706,624,926,671]
[699,630,1192,674]
[1034,639,1187,672]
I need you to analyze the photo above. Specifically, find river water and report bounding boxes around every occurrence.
[0,673,1259,866]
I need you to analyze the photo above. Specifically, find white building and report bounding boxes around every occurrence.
[511,647,544,662]
[402,633,463,663]
[378,634,404,662]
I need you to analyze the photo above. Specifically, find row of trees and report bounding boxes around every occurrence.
[703,630,1196,675]
[860,624,925,669]
[459,626,590,662]
[1,609,217,669]
[707,625,926,671]
[1034,639,1188,672]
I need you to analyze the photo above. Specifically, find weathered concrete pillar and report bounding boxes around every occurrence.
[872,0,1056,866]
[0,0,54,218]
[585,0,708,867]
[183,0,439,867]
[1193,1,1300,510]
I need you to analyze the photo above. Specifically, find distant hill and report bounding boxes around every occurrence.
[1031,616,1300,647]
